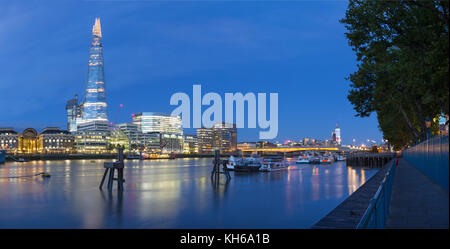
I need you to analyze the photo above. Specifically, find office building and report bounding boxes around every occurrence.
[183,134,198,154]
[0,128,19,152]
[38,127,74,154]
[197,123,237,153]
[132,112,182,135]
[78,18,108,125]
[66,94,82,133]
[75,120,109,153]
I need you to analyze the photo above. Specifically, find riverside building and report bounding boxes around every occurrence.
[66,94,82,133]
[183,134,198,154]
[72,18,111,153]
[132,112,183,153]
[38,127,74,154]
[0,128,19,153]
[197,123,237,153]
[78,18,108,125]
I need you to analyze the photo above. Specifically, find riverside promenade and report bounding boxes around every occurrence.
[386,158,449,229]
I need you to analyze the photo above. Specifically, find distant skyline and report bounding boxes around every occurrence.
[0,0,383,145]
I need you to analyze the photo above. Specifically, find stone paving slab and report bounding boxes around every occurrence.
[386,158,449,229]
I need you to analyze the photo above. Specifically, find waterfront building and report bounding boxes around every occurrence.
[161,133,184,154]
[237,142,257,150]
[183,134,198,154]
[197,123,237,153]
[132,112,183,135]
[108,128,130,151]
[116,123,166,153]
[18,128,39,154]
[38,127,74,154]
[117,123,139,149]
[0,128,19,152]
[66,94,82,133]
[75,120,109,153]
[197,127,214,153]
[131,112,183,154]
[212,123,237,152]
[256,141,277,148]
[78,18,108,125]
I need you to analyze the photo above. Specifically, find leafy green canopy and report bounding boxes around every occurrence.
[341,0,449,149]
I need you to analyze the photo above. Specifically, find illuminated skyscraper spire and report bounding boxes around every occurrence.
[81,18,108,123]
[92,18,102,37]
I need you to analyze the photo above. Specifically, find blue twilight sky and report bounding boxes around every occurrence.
[0,0,382,145]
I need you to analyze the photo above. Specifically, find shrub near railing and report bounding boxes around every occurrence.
[357,159,397,229]
[402,135,449,192]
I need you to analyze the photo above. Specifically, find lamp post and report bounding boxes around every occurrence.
[425,116,432,140]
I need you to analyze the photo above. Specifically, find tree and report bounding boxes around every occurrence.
[341,0,449,149]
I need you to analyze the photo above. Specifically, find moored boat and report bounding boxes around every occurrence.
[0,150,5,164]
[234,154,262,172]
[320,153,334,164]
[296,153,311,164]
[259,157,288,172]
[226,155,238,171]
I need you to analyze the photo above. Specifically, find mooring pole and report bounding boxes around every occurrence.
[100,147,125,191]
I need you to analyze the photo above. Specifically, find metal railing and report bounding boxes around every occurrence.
[402,135,449,192]
[357,159,397,229]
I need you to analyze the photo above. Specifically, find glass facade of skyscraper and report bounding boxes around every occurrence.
[81,18,108,123]
[132,112,183,135]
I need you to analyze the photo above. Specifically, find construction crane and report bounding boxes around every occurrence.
[110,104,124,127]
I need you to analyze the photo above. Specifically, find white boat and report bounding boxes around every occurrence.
[296,153,311,164]
[335,154,346,161]
[320,153,334,164]
[259,157,288,172]
[226,155,237,171]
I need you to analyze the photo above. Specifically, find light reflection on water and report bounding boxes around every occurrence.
[0,158,377,228]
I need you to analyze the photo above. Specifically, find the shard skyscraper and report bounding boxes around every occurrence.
[80,18,108,124]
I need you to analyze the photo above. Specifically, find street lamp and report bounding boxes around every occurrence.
[425,116,432,140]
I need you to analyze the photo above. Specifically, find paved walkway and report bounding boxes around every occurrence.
[386,158,449,229]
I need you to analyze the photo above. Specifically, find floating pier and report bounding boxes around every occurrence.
[346,153,396,168]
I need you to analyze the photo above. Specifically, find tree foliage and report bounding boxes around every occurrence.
[341,0,449,149]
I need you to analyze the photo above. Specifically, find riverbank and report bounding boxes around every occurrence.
[3,153,222,162]
[311,161,390,228]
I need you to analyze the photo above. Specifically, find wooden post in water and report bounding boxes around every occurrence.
[211,149,231,182]
[100,147,125,191]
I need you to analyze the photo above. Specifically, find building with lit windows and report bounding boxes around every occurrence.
[212,123,237,152]
[108,128,130,151]
[75,121,109,153]
[237,142,256,150]
[197,127,214,153]
[78,18,108,125]
[183,134,198,154]
[0,128,19,152]
[66,94,82,133]
[38,127,74,154]
[197,123,237,153]
[18,128,39,154]
[131,112,183,154]
[132,112,183,135]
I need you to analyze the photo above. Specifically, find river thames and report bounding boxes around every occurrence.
[0,158,377,228]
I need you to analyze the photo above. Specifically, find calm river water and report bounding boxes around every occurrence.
[0,158,377,228]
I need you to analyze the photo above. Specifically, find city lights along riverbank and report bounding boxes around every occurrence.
[0,158,377,228]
